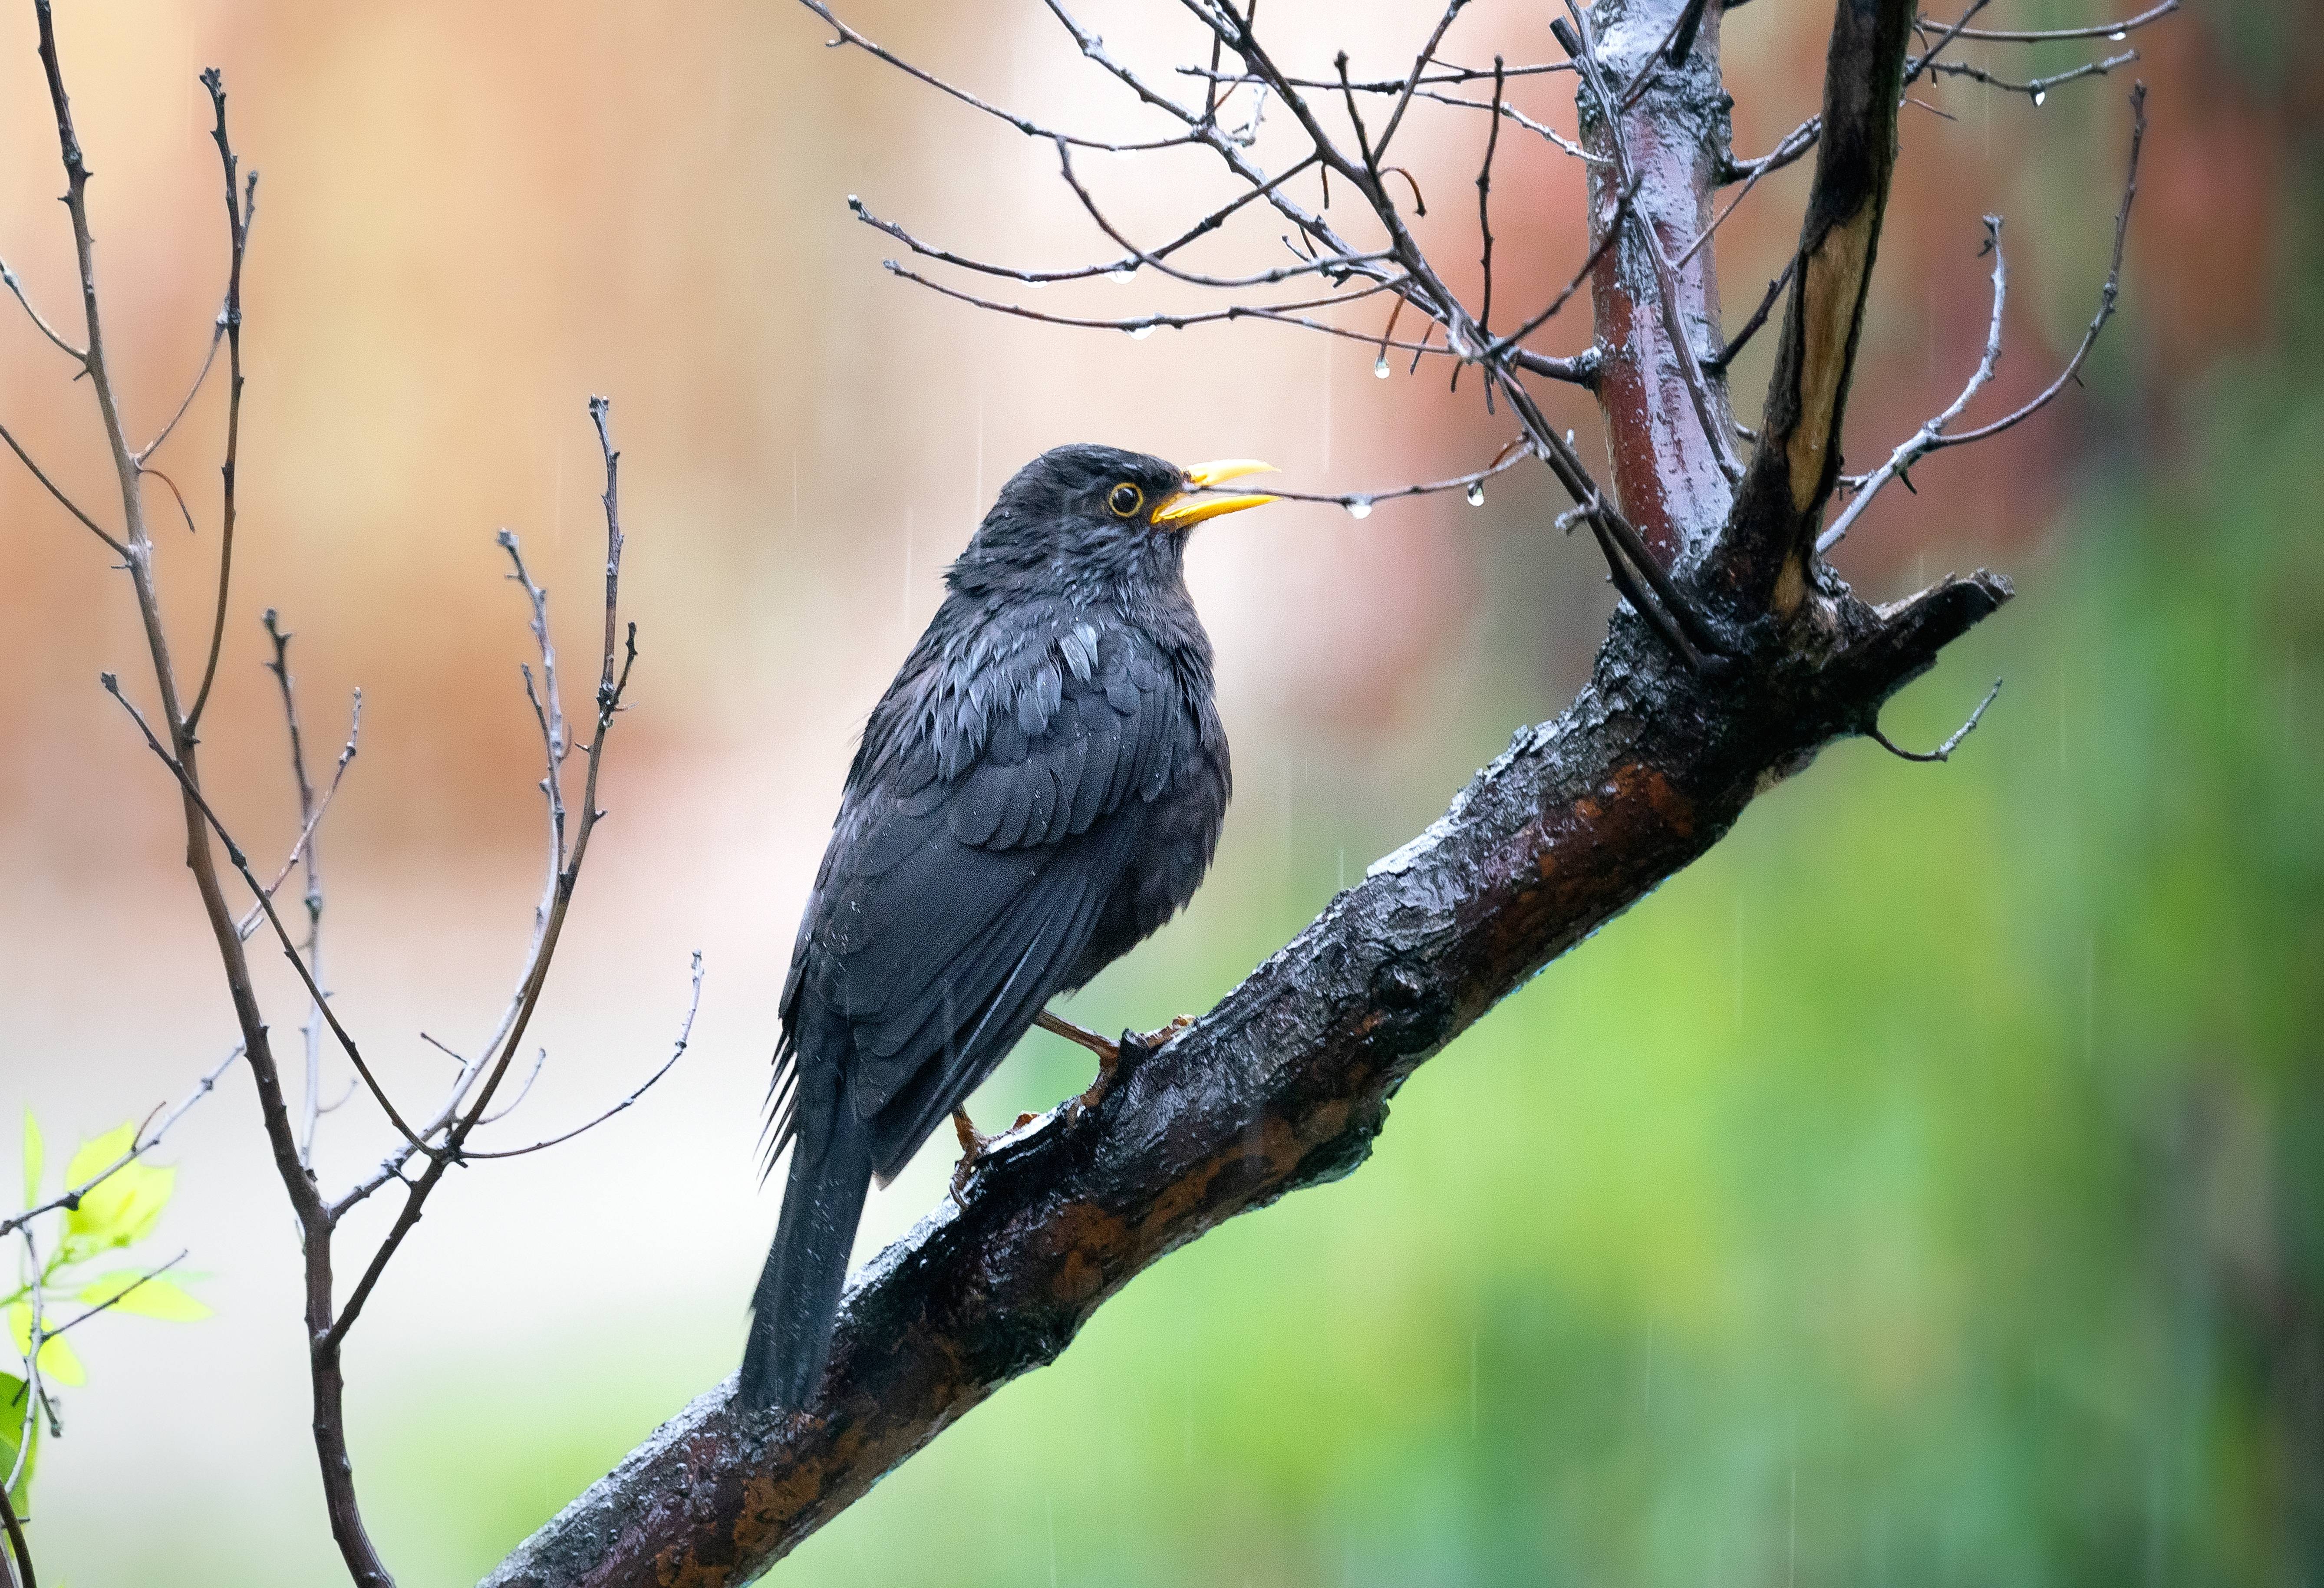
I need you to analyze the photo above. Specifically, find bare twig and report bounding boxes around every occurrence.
[1241,436,1533,511]
[180,69,256,737]
[1923,49,2137,102]
[1706,256,1795,372]
[1819,216,2008,551]
[0,423,122,555]
[0,255,82,362]
[98,672,438,1160]
[1868,678,2002,761]
[459,952,704,1160]
[0,1046,240,1244]
[257,610,345,1165]
[1817,85,2145,552]
[0,1482,30,1588]
[132,316,224,468]
[322,397,637,1354]
[46,1251,190,1338]
[1918,0,2174,44]
[233,685,360,946]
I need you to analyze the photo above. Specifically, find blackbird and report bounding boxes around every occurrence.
[742,444,1275,1412]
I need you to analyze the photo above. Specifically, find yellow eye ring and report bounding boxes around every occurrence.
[1108,482,1144,518]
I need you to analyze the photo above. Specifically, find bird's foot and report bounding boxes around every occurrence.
[1131,1013,1196,1052]
[949,1105,1042,1204]
[1076,1014,1195,1111]
[949,1107,992,1204]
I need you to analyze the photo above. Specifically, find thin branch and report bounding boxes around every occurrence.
[0,1480,31,1588]
[883,262,1407,341]
[1923,49,2137,102]
[131,314,224,467]
[258,610,343,1166]
[1917,0,2173,44]
[324,396,636,1352]
[0,255,83,362]
[0,423,123,554]
[1867,677,2001,761]
[1244,435,1532,511]
[1180,60,1573,93]
[1376,0,1472,157]
[1819,215,2008,551]
[796,0,1196,152]
[1474,57,1505,344]
[1817,84,2145,551]
[46,1250,189,1338]
[1706,255,1794,371]
[182,70,255,737]
[0,1045,239,1242]
[234,684,360,945]
[1478,173,1641,364]
[138,464,200,537]
[97,672,436,1160]
[458,952,703,1160]
[1678,116,1820,270]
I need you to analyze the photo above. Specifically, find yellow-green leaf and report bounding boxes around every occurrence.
[77,1271,209,1322]
[20,1110,40,1208]
[4,1302,86,1388]
[0,1371,33,1513]
[59,1122,171,1262]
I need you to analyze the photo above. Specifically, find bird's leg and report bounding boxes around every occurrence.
[1039,1009,1131,1112]
[1038,1007,1200,1111]
[949,1106,993,1203]
[1035,1008,1118,1063]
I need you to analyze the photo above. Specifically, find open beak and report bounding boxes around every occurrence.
[1150,459,1278,530]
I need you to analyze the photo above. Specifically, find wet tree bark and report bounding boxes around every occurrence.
[483,0,2000,1580]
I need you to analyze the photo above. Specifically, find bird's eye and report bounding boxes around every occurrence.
[1107,482,1144,518]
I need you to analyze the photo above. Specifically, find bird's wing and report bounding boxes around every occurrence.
[774,610,1181,1177]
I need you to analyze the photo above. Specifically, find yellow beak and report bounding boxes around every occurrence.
[1150,459,1278,530]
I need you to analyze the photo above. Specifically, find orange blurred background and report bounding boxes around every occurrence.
[2,0,2314,1582]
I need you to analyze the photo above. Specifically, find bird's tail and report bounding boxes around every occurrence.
[740,1099,874,1412]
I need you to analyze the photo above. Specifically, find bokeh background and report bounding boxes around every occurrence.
[2,0,2318,1582]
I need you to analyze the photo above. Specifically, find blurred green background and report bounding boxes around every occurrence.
[3,0,2318,1583]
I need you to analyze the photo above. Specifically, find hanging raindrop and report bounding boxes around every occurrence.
[1115,146,1136,160]
[1129,324,1156,339]
[1465,481,1485,507]
[1373,356,1391,379]
[1345,497,1374,519]
[1026,278,1047,290]
[2109,28,2126,39]
[1108,265,1136,283]
[2033,89,2047,106]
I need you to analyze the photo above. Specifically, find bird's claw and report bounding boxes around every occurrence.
[949,1107,992,1204]
[1077,1014,1194,1111]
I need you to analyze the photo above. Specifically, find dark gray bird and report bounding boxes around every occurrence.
[742,444,1274,1412]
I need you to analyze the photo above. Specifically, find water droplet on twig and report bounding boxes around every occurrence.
[2033,89,2047,105]
[2109,29,2126,39]
[1345,497,1373,519]
[1465,482,1485,506]
[1129,324,1156,339]
[1108,265,1136,283]
[1373,356,1391,379]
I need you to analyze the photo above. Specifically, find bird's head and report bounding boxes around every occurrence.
[952,443,1275,596]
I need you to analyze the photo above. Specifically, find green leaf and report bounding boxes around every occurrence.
[76,1271,209,1322]
[59,1122,172,1264]
[19,1110,40,1209]
[4,1303,85,1388]
[0,1371,34,1515]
